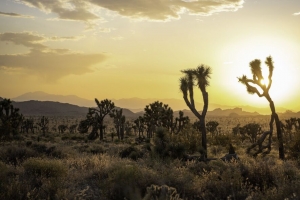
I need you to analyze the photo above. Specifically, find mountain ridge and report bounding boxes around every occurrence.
[1,97,299,118]
[8,91,292,115]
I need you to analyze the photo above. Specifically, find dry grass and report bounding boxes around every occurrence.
[1,117,300,199]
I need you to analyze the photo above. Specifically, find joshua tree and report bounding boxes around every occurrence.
[69,124,78,133]
[58,124,68,133]
[238,56,284,159]
[240,123,262,144]
[37,116,49,135]
[206,120,219,138]
[79,99,115,140]
[173,111,190,134]
[21,118,35,134]
[0,98,23,140]
[180,65,211,159]
[110,108,126,140]
[143,101,174,138]
[134,116,145,139]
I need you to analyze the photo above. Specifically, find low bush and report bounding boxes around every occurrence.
[119,146,143,160]
[23,158,67,178]
[0,145,37,165]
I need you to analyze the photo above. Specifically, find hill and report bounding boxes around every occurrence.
[10,100,138,118]
[11,91,290,115]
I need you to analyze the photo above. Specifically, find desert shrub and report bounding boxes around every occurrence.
[172,124,202,154]
[240,159,276,191]
[119,146,143,161]
[210,145,224,156]
[0,145,37,165]
[106,164,143,199]
[0,161,9,193]
[70,134,85,141]
[143,184,182,200]
[168,143,186,159]
[153,128,186,159]
[153,128,171,158]
[287,131,300,160]
[23,158,67,178]
[211,134,231,147]
[29,142,68,158]
[90,144,105,154]
[199,160,249,200]
[22,158,68,199]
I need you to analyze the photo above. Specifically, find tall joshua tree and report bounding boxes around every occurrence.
[238,56,284,160]
[87,99,115,140]
[180,65,211,159]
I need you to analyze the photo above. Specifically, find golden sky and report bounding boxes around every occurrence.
[0,0,300,110]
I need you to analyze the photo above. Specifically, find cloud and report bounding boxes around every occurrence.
[0,32,47,50]
[293,12,300,16]
[19,0,99,21]
[0,11,34,18]
[0,50,106,81]
[88,0,245,20]
[18,0,245,21]
[0,32,84,50]
[0,32,107,81]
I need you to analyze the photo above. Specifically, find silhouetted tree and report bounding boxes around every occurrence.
[0,98,23,140]
[206,121,219,138]
[173,110,190,134]
[238,56,284,159]
[180,65,211,159]
[134,116,145,139]
[69,124,78,133]
[110,108,126,140]
[79,99,115,140]
[21,118,35,134]
[240,123,261,144]
[143,101,174,138]
[37,116,49,136]
[58,124,68,133]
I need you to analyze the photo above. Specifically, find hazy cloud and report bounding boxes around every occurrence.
[0,32,84,49]
[293,12,300,16]
[18,0,245,21]
[0,50,106,81]
[0,11,34,18]
[0,32,107,81]
[19,0,99,21]
[0,32,47,50]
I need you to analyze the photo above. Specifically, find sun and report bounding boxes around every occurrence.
[260,79,269,86]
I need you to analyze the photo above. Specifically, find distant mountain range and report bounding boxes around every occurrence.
[1,95,300,118]
[0,91,296,116]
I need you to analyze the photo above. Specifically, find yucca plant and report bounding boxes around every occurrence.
[180,65,211,158]
[238,56,284,159]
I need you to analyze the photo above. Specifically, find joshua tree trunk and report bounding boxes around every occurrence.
[267,96,284,159]
[99,123,104,140]
[201,91,209,158]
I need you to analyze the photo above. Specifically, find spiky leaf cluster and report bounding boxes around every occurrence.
[238,56,274,97]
